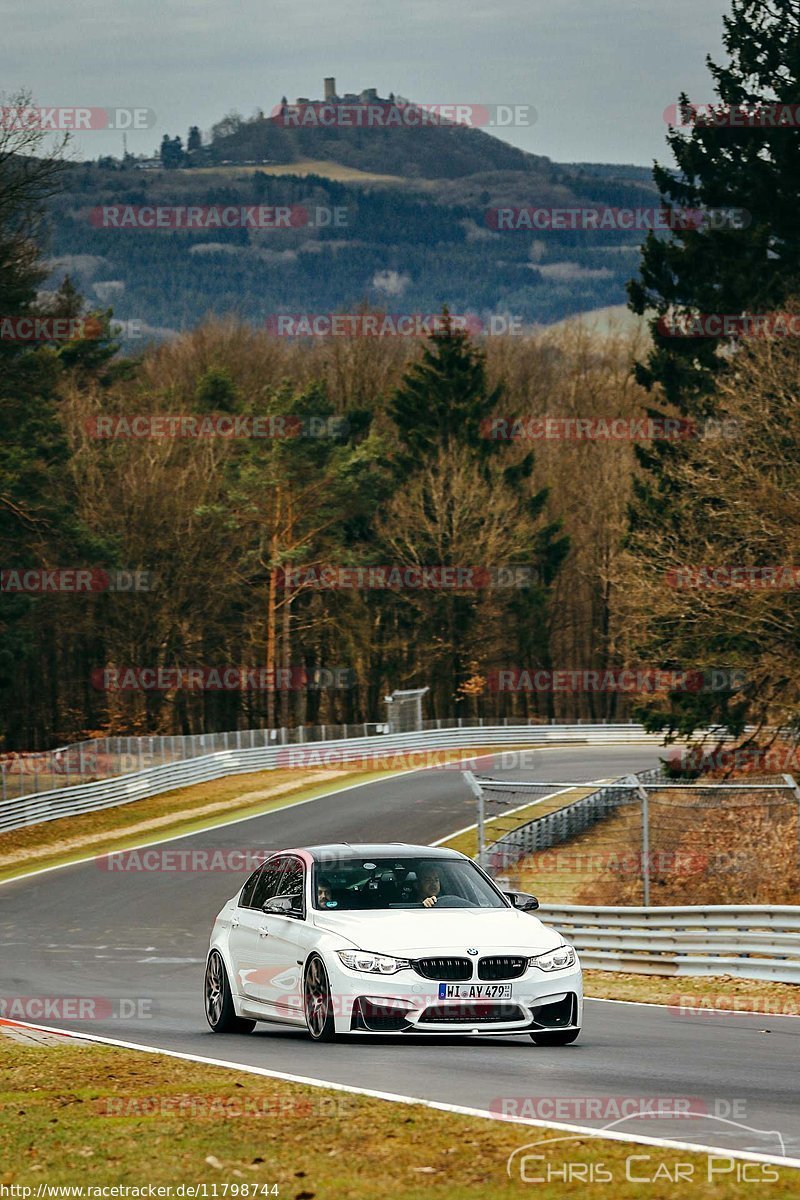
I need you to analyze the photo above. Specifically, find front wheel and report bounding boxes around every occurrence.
[304,954,337,1042]
[530,1028,580,1046]
[205,949,255,1034]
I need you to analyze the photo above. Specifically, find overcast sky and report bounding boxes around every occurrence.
[2,0,730,165]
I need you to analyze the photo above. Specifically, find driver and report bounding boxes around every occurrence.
[416,866,441,908]
[316,876,334,906]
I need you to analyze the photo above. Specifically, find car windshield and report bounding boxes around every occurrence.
[311,856,507,911]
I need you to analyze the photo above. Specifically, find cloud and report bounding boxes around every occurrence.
[93,280,126,301]
[47,254,109,279]
[372,269,411,296]
[537,262,613,281]
[187,242,242,255]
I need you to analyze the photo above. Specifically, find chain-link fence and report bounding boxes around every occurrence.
[465,770,800,906]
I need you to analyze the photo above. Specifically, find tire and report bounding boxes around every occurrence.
[205,949,256,1034]
[530,1028,580,1046]
[304,954,338,1042]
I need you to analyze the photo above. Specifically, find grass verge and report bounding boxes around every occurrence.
[1,1040,795,1197]
[583,970,800,1012]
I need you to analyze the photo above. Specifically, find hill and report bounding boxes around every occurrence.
[203,108,546,180]
[47,103,659,340]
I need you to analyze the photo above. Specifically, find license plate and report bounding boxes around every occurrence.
[438,983,512,1000]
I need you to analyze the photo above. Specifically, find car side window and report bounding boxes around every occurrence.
[239,862,265,908]
[274,856,305,918]
[249,861,287,910]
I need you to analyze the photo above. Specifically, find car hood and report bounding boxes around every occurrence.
[311,907,563,956]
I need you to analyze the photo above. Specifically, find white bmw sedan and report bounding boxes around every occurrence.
[204,843,582,1043]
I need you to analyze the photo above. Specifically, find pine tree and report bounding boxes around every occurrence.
[629,0,800,414]
[386,314,568,716]
[626,0,800,736]
[388,311,501,462]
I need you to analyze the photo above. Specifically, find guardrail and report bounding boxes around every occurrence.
[537,903,800,984]
[0,718,660,803]
[0,723,663,834]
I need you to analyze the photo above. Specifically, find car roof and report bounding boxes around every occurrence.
[300,843,467,861]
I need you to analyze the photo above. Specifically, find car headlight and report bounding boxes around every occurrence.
[336,950,411,975]
[529,944,576,972]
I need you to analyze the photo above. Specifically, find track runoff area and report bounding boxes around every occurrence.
[1,743,798,1175]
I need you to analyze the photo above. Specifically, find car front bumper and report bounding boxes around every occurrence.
[328,961,583,1036]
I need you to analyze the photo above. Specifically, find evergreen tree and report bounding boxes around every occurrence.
[628,0,800,413]
[626,0,800,737]
[386,315,568,715]
[388,310,502,462]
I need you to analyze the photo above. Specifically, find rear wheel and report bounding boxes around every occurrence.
[530,1028,580,1046]
[205,949,255,1034]
[304,954,337,1042]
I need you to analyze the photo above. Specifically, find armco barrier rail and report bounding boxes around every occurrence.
[0,717,659,803]
[537,904,800,984]
[0,723,662,834]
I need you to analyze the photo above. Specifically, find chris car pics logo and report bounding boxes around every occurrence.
[506,1114,785,1184]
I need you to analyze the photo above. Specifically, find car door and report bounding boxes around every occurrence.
[228,858,286,1003]
[258,855,312,1019]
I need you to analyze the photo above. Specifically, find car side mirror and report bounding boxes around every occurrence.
[263,896,292,913]
[505,891,539,912]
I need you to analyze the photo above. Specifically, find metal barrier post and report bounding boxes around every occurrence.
[462,771,485,869]
[783,774,800,869]
[628,774,651,906]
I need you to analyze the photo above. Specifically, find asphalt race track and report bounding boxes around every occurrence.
[2,745,798,1161]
